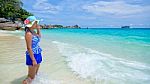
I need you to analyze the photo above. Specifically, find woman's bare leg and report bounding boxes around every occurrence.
[22,65,36,84]
[28,65,37,79]
[35,64,40,75]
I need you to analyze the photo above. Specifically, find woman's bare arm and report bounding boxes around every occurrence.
[37,25,41,38]
[25,32,36,61]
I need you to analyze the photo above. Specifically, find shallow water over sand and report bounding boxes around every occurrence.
[0,31,92,84]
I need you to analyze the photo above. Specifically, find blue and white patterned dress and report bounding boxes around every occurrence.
[25,35,42,55]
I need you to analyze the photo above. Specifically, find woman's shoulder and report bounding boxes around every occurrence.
[25,31,33,38]
[25,31,32,35]
[26,31,40,38]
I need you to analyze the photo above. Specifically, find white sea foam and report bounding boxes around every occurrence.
[0,30,25,40]
[20,36,24,39]
[127,36,149,39]
[0,30,22,33]
[0,30,23,37]
[32,72,63,84]
[52,41,150,84]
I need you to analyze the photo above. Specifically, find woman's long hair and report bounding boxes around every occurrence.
[25,27,29,32]
[25,27,33,34]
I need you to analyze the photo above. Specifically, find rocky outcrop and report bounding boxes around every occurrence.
[0,18,10,23]
[0,18,22,31]
[0,22,17,31]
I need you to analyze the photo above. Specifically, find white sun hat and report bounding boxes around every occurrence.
[24,16,40,27]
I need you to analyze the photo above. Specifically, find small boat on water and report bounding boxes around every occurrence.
[121,26,130,29]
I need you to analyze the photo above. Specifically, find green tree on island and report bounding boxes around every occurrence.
[0,0,33,22]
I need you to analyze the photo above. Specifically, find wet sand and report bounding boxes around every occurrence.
[0,31,92,84]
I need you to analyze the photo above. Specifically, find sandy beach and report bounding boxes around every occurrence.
[0,30,92,84]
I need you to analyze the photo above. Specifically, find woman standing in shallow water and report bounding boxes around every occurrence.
[22,16,42,84]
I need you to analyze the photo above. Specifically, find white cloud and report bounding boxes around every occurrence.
[33,0,60,14]
[82,1,150,18]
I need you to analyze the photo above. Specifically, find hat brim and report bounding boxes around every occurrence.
[26,20,40,27]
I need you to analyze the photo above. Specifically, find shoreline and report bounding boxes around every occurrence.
[1,29,149,84]
[0,30,92,84]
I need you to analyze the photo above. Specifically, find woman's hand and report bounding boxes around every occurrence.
[36,25,41,37]
[32,60,37,66]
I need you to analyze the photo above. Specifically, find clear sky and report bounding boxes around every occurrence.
[22,0,150,28]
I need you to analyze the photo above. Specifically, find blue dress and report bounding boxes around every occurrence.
[25,33,42,65]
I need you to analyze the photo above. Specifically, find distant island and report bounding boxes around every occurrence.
[121,26,130,29]
[0,17,81,30]
[40,24,80,29]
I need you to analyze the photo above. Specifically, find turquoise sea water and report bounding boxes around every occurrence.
[15,28,150,84]
[41,28,150,84]
[42,28,150,63]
